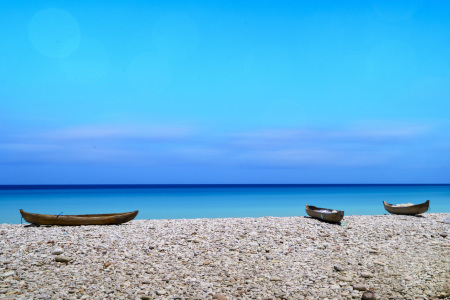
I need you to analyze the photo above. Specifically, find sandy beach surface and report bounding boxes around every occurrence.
[1,213,449,300]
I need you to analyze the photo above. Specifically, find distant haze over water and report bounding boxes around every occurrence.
[1,184,448,224]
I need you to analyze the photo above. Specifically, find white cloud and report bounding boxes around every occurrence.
[41,125,193,141]
[224,122,429,167]
[0,121,435,169]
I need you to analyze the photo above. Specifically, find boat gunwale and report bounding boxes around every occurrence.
[20,210,138,218]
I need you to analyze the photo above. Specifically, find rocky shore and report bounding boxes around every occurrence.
[1,213,449,300]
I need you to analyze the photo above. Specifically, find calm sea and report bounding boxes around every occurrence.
[0,184,449,224]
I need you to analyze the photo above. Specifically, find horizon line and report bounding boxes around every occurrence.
[1,183,449,190]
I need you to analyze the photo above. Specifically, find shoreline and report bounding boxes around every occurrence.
[2,184,449,224]
[5,211,450,226]
[1,213,449,299]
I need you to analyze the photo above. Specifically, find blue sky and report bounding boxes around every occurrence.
[1,0,449,184]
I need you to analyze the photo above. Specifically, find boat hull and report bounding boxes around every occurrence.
[20,210,138,226]
[305,205,344,223]
[383,200,429,215]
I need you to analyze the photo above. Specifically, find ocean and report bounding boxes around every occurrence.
[1,184,449,224]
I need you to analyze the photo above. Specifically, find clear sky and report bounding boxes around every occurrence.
[1,0,449,184]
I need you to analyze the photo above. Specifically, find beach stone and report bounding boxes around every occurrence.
[0,271,14,278]
[156,290,167,296]
[353,283,367,291]
[440,233,448,238]
[51,248,64,255]
[213,294,228,300]
[443,218,450,224]
[141,296,152,300]
[334,265,344,272]
[339,276,353,282]
[361,272,374,278]
[55,256,72,263]
[361,291,376,300]
[404,276,413,281]
[270,277,282,281]
[330,284,340,290]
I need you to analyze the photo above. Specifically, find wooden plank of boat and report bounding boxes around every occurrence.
[20,209,138,226]
[305,204,344,223]
[383,200,429,215]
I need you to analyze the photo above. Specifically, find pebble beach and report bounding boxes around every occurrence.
[1,213,449,300]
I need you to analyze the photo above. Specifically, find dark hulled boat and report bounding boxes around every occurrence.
[305,204,344,223]
[20,209,138,226]
[383,200,429,215]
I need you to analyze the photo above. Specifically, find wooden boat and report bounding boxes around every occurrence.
[305,204,344,223]
[20,209,138,226]
[383,200,429,215]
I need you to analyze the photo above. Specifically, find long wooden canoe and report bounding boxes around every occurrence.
[305,204,344,223]
[20,209,138,226]
[383,200,429,215]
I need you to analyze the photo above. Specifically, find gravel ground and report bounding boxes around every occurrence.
[1,213,449,300]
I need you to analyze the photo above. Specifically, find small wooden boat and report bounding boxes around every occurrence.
[383,200,429,215]
[305,204,344,223]
[20,210,138,226]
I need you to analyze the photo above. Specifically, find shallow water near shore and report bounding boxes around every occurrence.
[1,184,449,224]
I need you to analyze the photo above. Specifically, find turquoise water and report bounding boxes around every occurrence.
[0,185,449,224]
